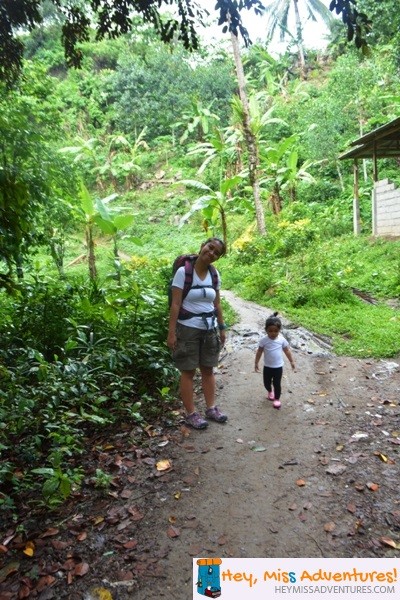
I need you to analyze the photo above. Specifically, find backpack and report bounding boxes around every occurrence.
[168,254,219,320]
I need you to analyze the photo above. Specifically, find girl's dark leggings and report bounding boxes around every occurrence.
[263,366,283,399]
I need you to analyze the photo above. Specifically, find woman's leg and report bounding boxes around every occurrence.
[199,365,215,409]
[180,369,196,414]
[201,365,227,422]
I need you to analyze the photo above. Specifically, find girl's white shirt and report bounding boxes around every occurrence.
[172,266,221,330]
[258,334,289,368]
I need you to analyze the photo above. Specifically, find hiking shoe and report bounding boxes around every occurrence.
[267,391,275,401]
[205,406,228,423]
[273,400,281,410]
[185,412,208,430]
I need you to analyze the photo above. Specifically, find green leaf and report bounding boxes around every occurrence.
[59,477,72,498]
[177,179,211,192]
[32,468,55,476]
[43,478,60,497]
[113,214,135,230]
[79,182,94,216]
[95,198,112,222]
[93,215,116,235]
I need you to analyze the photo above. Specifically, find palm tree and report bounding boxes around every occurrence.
[264,0,333,78]
[177,176,244,246]
[230,29,266,235]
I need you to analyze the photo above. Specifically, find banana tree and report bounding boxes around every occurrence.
[177,175,245,247]
[259,135,317,213]
[79,182,136,282]
[176,99,220,144]
[187,125,243,178]
[61,129,148,191]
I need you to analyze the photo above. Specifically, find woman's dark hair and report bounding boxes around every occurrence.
[265,311,282,330]
[201,237,226,257]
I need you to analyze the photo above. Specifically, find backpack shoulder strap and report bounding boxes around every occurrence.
[181,260,218,300]
[182,257,195,300]
[209,264,219,291]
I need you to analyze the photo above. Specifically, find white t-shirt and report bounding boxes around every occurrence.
[172,266,221,330]
[258,334,289,368]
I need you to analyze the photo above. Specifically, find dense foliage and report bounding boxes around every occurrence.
[1,2,399,513]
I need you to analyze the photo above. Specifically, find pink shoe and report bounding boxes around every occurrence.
[273,400,281,410]
[267,391,275,401]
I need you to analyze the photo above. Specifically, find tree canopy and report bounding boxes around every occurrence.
[0,0,371,86]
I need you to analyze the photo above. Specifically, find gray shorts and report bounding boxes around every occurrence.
[172,323,221,371]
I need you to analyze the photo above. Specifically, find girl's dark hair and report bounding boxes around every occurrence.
[202,237,226,257]
[265,311,282,330]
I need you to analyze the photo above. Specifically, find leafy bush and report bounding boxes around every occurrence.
[0,268,178,512]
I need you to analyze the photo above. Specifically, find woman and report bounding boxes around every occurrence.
[167,237,228,429]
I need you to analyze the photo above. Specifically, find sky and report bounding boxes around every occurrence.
[196,0,336,56]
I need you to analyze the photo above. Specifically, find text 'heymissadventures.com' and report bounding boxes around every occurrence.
[273,586,396,595]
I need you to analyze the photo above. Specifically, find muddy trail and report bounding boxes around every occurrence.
[0,292,399,600]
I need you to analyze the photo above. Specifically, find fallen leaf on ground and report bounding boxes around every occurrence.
[18,584,31,598]
[128,507,144,521]
[123,540,138,549]
[74,562,90,577]
[380,537,397,549]
[23,541,35,557]
[167,526,180,538]
[36,575,56,592]
[40,528,59,538]
[367,482,379,491]
[218,534,227,545]
[51,539,70,550]
[86,587,113,600]
[374,452,388,462]
[0,561,20,583]
[156,459,171,471]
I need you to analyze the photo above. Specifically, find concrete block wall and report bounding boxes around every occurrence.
[372,178,400,236]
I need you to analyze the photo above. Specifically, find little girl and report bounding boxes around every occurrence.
[254,312,295,409]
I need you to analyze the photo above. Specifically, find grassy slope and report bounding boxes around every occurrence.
[66,175,400,360]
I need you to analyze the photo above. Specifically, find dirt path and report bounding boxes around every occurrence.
[132,292,399,598]
[2,293,398,600]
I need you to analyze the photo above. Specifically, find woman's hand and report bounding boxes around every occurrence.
[167,332,177,350]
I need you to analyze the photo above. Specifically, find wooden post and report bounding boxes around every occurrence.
[353,159,361,235]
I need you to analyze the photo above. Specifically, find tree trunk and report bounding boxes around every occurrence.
[86,223,97,280]
[270,184,283,214]
[230,31,266,236]
[293,0,307,80]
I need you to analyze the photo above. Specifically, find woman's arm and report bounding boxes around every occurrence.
[213,289,227,345]
[167,286,183,350]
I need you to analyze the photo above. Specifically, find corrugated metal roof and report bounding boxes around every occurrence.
[339,116,400,160]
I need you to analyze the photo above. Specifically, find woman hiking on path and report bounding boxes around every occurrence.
[167,237,228,430]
